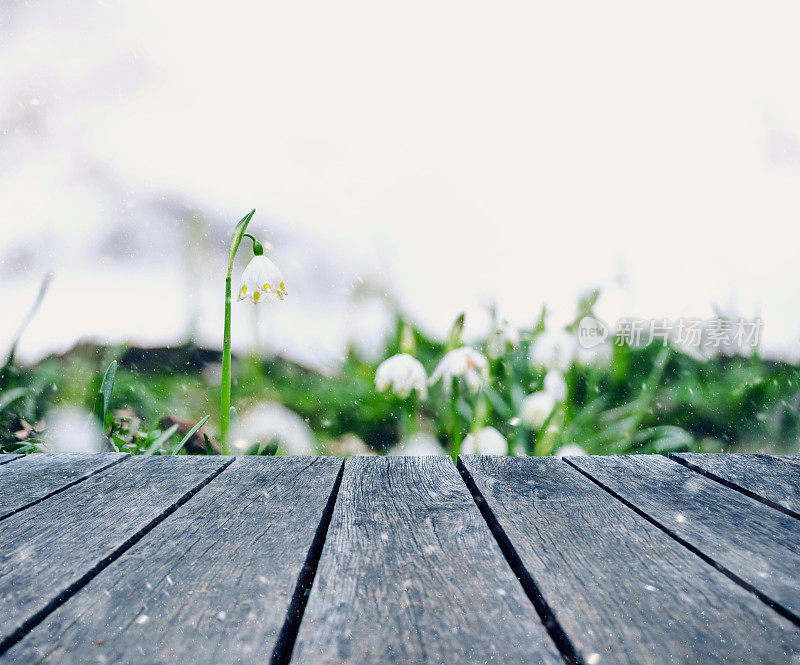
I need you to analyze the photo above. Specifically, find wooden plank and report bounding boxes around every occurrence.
[0,455,23,466]
[671,453,800,518]
[460,455,800,665]
[0,453,128,520]
[568,454,800,622]
[776,455,800,467]
[291,456,562,665]
[2,456,343,665]
[0,455,229,652]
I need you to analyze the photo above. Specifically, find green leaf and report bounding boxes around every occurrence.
[110,435,127,452]
[168,415,210,455]
[143,423,179,455]
[92,360,117,425]
[203,433,215,455]
[227,209,256,270]
[630,426,694,454]
[4,443,37,454]
[445,312,465,351]
[0,387,30,413]
[567,288,601,331]
[254,438,278,456]
[483,386,512,418]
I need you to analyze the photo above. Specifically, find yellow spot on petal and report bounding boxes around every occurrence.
[264,284,271,291]
[253,291,260,302]
[280,281,285,291]
[241,285,247,295]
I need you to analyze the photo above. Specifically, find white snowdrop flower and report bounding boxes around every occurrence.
[486,319,520,359]
[519,391,556,429]
[44,407,106,453]
[375,353,428,399]
[543,370,568,402]
[430,347,489,393]
[388,432,447,456]
[237,254,287,303]
[233,402,315,455]
[461,426,508,455]
[554,443,587,458]
[324,433,376,456]
[529,329,576,372]
[576,342,613,368]
[511,440,528,457]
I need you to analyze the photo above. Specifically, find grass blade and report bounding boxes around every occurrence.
[168,415,210,455]
[227,209,256,269]
[93,360,118,425]
[143,423,179,455]
[0,387,30,413]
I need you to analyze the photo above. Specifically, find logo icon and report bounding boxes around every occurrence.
[577,316,609,349]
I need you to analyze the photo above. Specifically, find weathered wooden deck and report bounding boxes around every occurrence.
[0,452,798,664]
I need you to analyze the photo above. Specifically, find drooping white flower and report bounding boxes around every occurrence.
[486,319,521,359]
[461,426,508,455]
[237,255,287,303]
[375,353,428,399]
[543,370,568,402]
[529,329,576,372]
[430,347,489,393]
[576,341,613,369]
[519,391,556,429]
[45,407,106,453]
[324,433,376,456]
[554,443,587,458]
[232,402,314,455]
[388,432,447,456]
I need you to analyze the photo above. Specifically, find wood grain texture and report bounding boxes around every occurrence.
[568,454,800,621]
[2,456,343,665]
[0,453,128,520]
[291,456,562,665]
[0,455,23,466]
[0,455,228,651]
[776,455,800,467]
[461,455,800,665]
[671,453,800,518]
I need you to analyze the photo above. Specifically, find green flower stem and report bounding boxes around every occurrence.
[398,400,410,441]
[448,386,461,462]
[220,272,233,455]
[399,393,418,441]
[242,233,264,256]
[513,419,525,456]
[219,209,256,456]
[533,407,559,456]
[563,366,576,425]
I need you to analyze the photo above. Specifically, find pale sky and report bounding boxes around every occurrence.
[2,1,800,364]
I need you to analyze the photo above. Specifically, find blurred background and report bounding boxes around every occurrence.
[2,0,800,456]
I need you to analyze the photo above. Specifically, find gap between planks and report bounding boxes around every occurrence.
[563,456,800,629]
[0,456,347,665]
[456,457,580,665]
[669,453,800,521]
[271,459,346,665]
[0,454,130,523]
[0,457,235,656]
[7,454,794,663]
